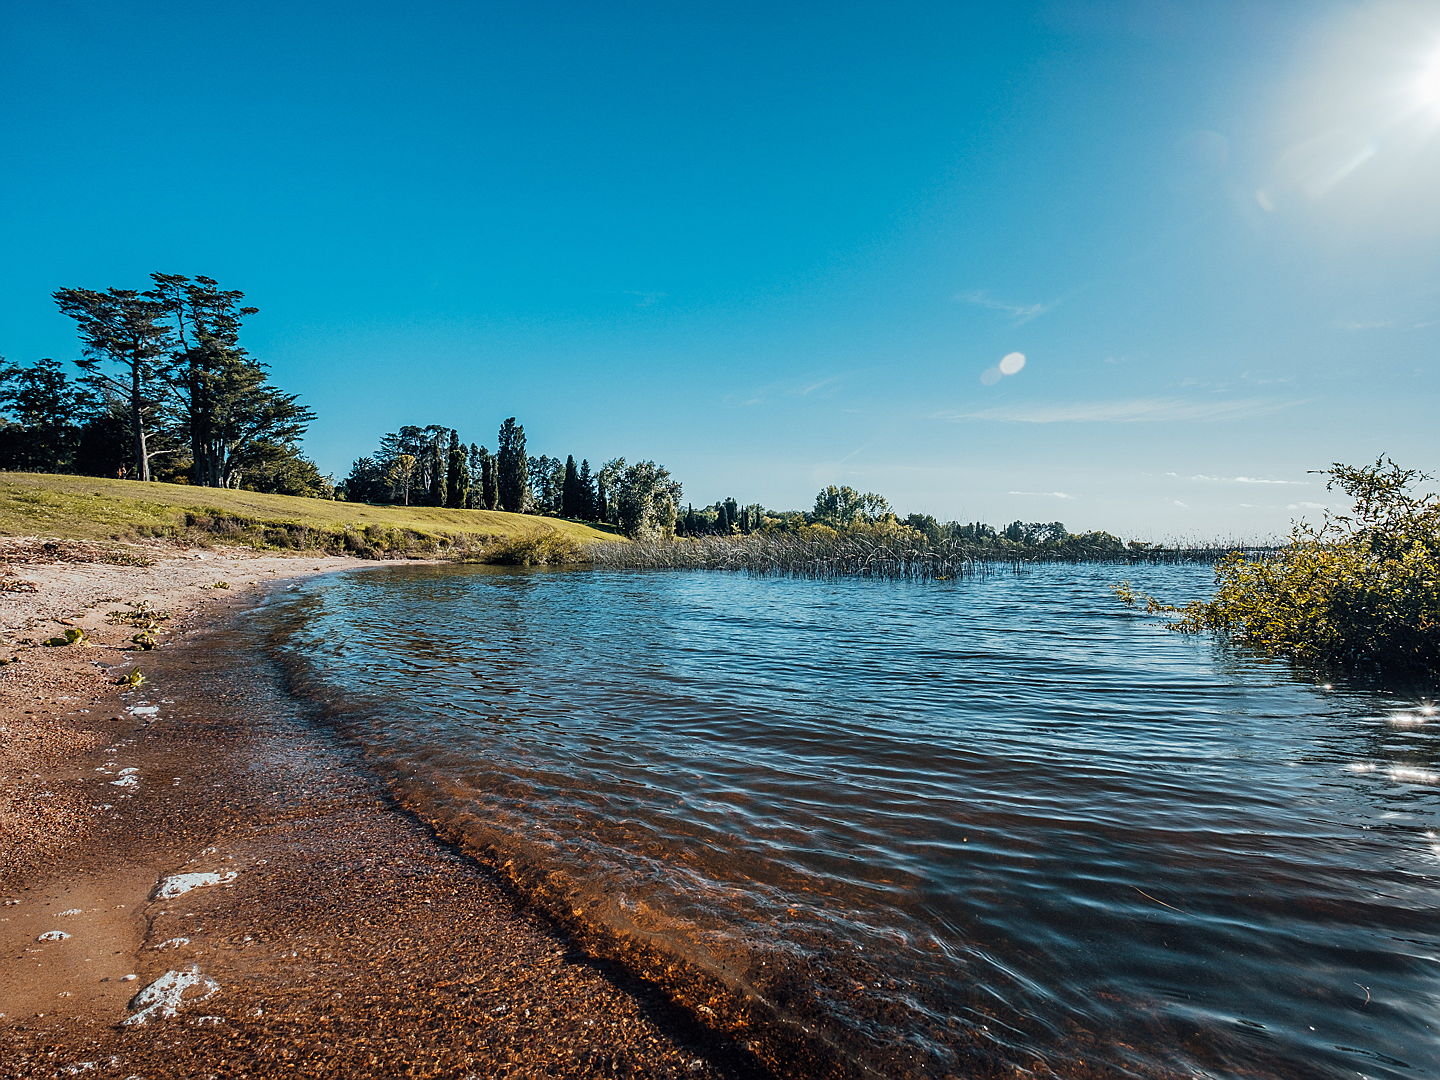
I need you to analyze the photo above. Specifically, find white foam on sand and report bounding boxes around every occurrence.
[109,774,139,789]
[154,937,190,950]
[151,870,237,901]
[128,705,160,717]
[37,930,71,942]
[121,967,219,1026]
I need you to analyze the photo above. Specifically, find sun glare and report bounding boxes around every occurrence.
[1417,50,1440,110]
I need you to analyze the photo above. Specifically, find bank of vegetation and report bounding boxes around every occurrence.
[594,483,1256,577]
[0,472,613,559]
[1120,459,1440,677]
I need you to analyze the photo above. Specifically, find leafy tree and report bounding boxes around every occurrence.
[1144,458,1440,674]
[576,458,596,520]
[427,429,448,507]
[74,404,130,478]
[528,454,563,514]
[472,444,499,510]
[0,357,87,471]
[560,455,582,517]
[236,443,334,498]
[615,460,681,539]
[497,417,528,512]
[343,456,388,502]
[595,458,625,525]
[811,485,891,529]
[53,285,173,480]
[446,431,469,508]
[387,453,417,505]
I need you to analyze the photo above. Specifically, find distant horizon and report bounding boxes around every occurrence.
[4,0,1437,540]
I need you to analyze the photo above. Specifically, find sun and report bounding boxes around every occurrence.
[1415,49,1440,111]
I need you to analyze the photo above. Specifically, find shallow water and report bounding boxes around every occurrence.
[259,563,1440,1079]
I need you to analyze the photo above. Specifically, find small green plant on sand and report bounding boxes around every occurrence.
[130,629,158,650]
[107,601,170,629]
[115,669,146,687]
[1119,458,1440,675]
[43,627,88,647]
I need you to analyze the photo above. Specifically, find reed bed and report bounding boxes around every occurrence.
[589,534,1269,579]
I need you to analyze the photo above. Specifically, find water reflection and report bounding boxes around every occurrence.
[260,563,1440,1080]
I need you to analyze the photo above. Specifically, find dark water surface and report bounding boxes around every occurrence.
[258,563,1440,1079]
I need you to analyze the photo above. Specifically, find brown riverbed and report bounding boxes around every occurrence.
[0,539,767,1079]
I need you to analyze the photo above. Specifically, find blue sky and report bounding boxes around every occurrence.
[2,0,1438,539]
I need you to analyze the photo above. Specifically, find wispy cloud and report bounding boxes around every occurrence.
[1287,501,1328,510]
[729,372,853,408]
[956,290,1054,326]
[1239,371,1296,386]
[1337,317,1436,331]
[1008,490,1073,499]
[1166,472,1308,486]
[799,375,844,396]
[934,397,1303,424]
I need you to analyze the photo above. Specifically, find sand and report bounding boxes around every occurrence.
[0,539,768,1079]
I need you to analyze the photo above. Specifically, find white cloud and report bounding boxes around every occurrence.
[730,372,850,407]
[1008,490,1073,499]
[1177,473,1308,486]
[956,290,1054,325]
[1287,501,1328,510]
[935,397,1303,424]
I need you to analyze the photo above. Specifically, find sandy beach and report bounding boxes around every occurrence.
[0,539,765,1079]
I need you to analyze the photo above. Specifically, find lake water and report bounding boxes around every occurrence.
[258,563,1440,1079]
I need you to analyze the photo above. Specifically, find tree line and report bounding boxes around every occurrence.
[340,420,683,539]
[3,274,1141,549]
[677,484,1131,554]
[0,273,327,495]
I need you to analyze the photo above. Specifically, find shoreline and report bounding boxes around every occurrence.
[0,539,766,1079]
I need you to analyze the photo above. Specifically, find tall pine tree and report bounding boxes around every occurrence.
[496,418,528,513]
[446,431,468,508]
[576,458,596,521]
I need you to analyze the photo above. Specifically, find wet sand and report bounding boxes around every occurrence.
[0,539,768,1079]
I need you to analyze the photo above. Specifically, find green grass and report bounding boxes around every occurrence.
[0,472,619,557]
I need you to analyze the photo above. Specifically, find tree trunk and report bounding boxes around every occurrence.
[131,367,150,482]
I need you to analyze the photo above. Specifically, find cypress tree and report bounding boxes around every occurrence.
[595,475,609,525]
[497,417,527,512]
[560,455,580,517]
[577,459,595,520]
[478,445,499,510]
[466,443,482,508]
[446,431,468,508]
[428,432,448,507]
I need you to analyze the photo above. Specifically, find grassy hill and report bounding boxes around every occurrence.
[0,473,618,559]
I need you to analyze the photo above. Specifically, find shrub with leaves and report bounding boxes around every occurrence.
[1129,458,1440,674]
[482,534,583,566]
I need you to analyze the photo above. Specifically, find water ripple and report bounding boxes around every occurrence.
[260,563,1440,1079]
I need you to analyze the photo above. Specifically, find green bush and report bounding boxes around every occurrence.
[482,534,584,566]
[1128,458,1440,675]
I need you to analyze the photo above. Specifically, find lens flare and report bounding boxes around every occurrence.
[1416,50,1440,109]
